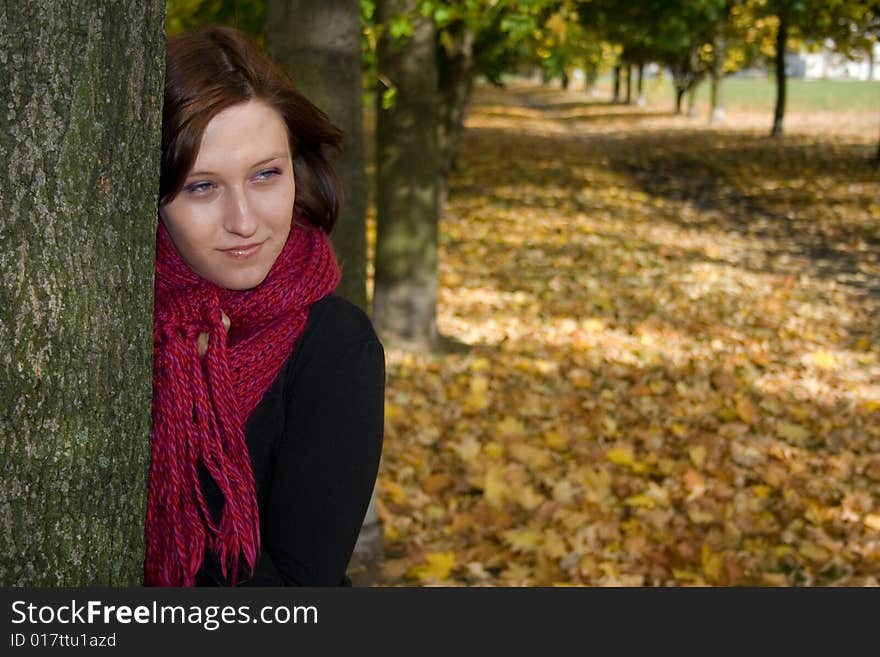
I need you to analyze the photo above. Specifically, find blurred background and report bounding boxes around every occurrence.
[167,0,880,587]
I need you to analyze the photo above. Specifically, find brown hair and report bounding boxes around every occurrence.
[160,25,342,232]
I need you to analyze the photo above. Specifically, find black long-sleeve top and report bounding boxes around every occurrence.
[194,294,385,586]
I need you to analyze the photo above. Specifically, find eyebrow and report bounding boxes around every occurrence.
[187,153,288,178]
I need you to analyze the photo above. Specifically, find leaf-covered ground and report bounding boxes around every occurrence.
[373,81,880,586]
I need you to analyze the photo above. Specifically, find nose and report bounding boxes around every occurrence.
[223,187,258,238]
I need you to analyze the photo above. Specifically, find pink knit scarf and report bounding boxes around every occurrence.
[144,217,339,586]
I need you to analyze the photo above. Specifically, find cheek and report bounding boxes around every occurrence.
[256,186,296,227]
[161,203,218,254]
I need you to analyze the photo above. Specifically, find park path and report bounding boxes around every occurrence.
[374,81,880,587]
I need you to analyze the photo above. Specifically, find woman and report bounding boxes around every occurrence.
[144,25,385,587]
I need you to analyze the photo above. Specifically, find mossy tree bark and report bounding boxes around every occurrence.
[266,0,368,312]
[373,0,440,351]
[0,1,164,585]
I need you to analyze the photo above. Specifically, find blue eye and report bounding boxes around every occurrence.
[255,168,281,181]
[184,181,215,194]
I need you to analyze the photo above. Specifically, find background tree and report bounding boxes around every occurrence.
[0,0,164,585]
[758,0,875,137]
[266,0,369,311]
[372,0,441,350]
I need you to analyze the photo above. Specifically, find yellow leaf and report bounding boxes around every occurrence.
[503,529,543,552]
[513,485,545,511]
[752,484,772,498]
[484,442,505,458]
[453,436,481,462]
[624,494,656,508]
[773,545,794,558]
[483,466,508,508]
[689,445,707,468]
[606,445,648,473]
[718,406,739,422]
[464,375,490,412]
[408,552,456,582]
[385,403,403,422]
[382,480,407,505]
[687,508,714,524]
[776,421,809,445]
[509,443,552,470]
[496,416,526,437]
[463,392,489,412]
[606,445,635,466]
[670,423,688,437]
[468,357,490,372]
[809,350,837,369]
[701,544,723,583]
[543,430,569,450]
[798,542,829,562]
[864,514,880,531]
[736,396,757,425]
[552,479,576,504]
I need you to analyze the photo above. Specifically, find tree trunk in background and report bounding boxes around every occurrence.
[266,0,367,312]
[875,109,880,163]
[771,14,787,137]
[0,1,164,585]
[373,0,439,351]
[585,64,598,96]
[613,65,621,102]
[266,0,380,586]
[624,64,632,104]
[675,86,685,114]
[636,62,645,106]
[687,85,698,117]
[710,36,726,123]
[437,23,475,215]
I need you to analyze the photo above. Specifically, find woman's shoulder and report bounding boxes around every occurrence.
[303,294,381,348]
[282,294,384,399]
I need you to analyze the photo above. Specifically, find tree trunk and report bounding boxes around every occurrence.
[771,14,787,138]
[710,36,726,123]
[687,84,698,117]
[437,23,475,216]
[0,1,164,585]
[560,68,570,90]
[636,62,645,107]
[266,0,367,312]
[373,0,439,351]
[875,117,880,165]
[625,64,632,104]
[613,65,621,103]
[675,86,685,114]
[266,0,380,586]
[585,64,598,96]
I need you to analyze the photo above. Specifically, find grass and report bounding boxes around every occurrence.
[517,73,880,113]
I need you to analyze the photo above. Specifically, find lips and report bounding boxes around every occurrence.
[220,241,264,259]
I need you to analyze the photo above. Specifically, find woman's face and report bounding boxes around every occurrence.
[160,99,295,291]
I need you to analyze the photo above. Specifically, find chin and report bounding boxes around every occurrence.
[209,267,272,291]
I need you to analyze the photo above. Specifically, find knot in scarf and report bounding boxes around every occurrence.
[145,217,339,586]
